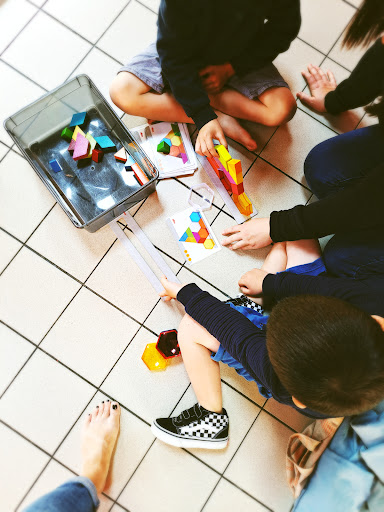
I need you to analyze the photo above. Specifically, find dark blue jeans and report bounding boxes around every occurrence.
[304,125,384,279]
[23,477,98,512]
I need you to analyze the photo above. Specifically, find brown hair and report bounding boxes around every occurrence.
[343,0,384,49]
[267,295,384,417]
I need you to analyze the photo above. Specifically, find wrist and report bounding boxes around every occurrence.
[224,62,235,79]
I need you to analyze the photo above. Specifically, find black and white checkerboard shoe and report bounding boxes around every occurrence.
[225,294,264,314]
[152,403,229,449]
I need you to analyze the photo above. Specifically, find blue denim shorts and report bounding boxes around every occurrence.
[119,42,289,99]
[211,257,326,397]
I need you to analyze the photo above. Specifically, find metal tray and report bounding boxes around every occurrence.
[4,74,158,232]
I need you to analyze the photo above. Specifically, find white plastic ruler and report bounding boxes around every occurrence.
[110,212,180,295]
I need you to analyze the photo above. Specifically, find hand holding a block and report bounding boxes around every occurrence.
[222,217,272,251]
[195,119,227,159]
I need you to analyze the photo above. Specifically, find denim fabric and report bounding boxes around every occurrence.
[304,125,384,280]
[23,477,99,512]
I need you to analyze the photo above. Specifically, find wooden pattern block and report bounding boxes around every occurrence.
[67,139,76,153]
[157,140,170,154]
[95,136,115,150]
[92,148,103,163]
[85,132,97,158]
[61,127,73,142]
[49,159,62,173]
[114,147,127,162]
[73,133,90,161]
[69,111,87,128]
[169,145,180,157]
[72,126,85,141]
[171,123,181,136]
[131,163,149,185]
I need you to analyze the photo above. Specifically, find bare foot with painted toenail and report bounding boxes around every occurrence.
[80,400,120,494]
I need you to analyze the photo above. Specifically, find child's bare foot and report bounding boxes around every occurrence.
[80,400,120,494]
[216,112,257,151]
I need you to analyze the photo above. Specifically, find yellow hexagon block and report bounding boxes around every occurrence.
[142,343,169,371]
[171,135,181,146]
[203,238,215,249]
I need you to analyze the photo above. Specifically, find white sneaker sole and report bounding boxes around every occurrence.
[151,422,228,450]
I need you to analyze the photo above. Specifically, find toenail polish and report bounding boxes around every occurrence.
[96,406,99,408]
[107,399,110,402]
[112,404,117,410]
[102,401,104,403]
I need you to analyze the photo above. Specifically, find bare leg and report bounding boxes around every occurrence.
[285,239,322,268]
[210,87,297,126]
[81,400,120,494]
[178,314,222,413]
[110,73,295,149]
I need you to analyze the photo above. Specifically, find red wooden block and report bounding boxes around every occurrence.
[231,181,244,195]
[92,148,103,163]
[73,133,90,161]
[131,163,149,186]
[221,177,232,193]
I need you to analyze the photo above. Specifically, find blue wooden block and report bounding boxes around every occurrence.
[179,231,188,242]
[69,111,87,127]
[190,211,201,222]
[125,155,135,167]
[49,159,63,173]
[95,136,116,150]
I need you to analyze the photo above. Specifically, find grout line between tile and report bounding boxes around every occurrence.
[0,57,48,92]
[136,0,159,15]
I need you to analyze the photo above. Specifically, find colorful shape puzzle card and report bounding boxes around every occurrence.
[167,206,221,264]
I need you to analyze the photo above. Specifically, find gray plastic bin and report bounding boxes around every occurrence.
[4,74,158,232]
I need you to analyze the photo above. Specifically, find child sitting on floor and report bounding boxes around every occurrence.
[109,0,299,158]
[150,238,384,450]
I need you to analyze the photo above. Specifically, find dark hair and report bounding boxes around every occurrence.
[343,0,384,49]
[266,295,384,417]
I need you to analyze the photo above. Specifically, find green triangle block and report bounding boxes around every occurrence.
[185,227,193,238]
[157,140,170,154]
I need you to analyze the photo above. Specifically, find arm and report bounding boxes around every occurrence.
[262,272,384,315]
[325,38,384,114]
[157,0,216,129]
[270,161,384,241]
[231,0,301,75]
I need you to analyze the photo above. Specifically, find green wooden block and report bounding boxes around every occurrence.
[61,127,73,142]
[186,227,193,238]
[171,123,181,136]
[157,140,171,154]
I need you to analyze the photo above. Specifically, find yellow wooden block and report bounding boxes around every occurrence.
[171,135,181,146]
[72,126,85,141]
[203,238,215,249]
[236,192,253,216]
[85,132,97,158]
[215,144,231,170]
[228,158,243,182]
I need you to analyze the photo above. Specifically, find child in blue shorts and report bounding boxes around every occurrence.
[152,238,384,450]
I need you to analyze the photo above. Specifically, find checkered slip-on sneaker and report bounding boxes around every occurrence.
[152,402,229,449]
[225,294,264,314]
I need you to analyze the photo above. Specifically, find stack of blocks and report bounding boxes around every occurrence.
[207,145,253,216]
[156,123,188,164]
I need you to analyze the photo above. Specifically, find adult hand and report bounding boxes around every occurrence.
[159,276,184,301]
[195,119,227,158]
[199,63,235,94]
[296,64,337,113]
[222,218,272,251]
[238,268,269,297]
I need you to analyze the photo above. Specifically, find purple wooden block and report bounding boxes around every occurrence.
[180,153,188,164]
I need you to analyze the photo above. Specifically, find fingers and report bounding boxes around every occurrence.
[221,233,243,247]
[205,137,218,158]
[229,240,247,251]
[222,225,242,236]
[308,64,322,82]
[301,69,316,89]
[327,70,337,87]
[296,91,315,107]
[217,131,228,149]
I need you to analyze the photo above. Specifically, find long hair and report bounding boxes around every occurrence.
[343,0,384,49]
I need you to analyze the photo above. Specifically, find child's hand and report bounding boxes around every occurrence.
[199,63,235,94]
[222,218,272,251]
[238,268,269,297]
[195,119,227,158]
[159,276,184,301]
[296,64,337,113]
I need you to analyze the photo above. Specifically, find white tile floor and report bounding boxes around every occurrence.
[0,0,374,511]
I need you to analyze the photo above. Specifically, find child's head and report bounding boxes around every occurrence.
[266,296,384,417]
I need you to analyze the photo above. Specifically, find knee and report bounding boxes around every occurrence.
[303,141,328,192]
[263,92,297,127]
[109,73,137,112]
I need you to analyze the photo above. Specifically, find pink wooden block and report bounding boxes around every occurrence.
[68,139,76,153]
[73,133,90,161]
[180,153,188,164]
